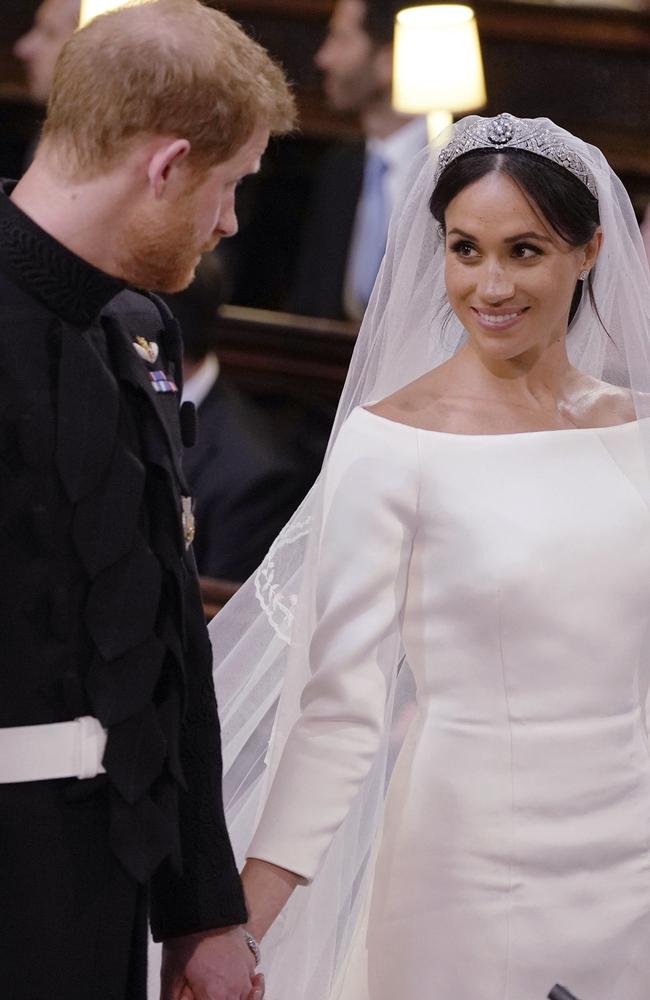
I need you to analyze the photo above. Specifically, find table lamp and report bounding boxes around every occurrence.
[393,4,487,141]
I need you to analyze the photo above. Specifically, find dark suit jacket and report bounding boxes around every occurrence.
[0,185,246,987]
[289,140,365,321]
[185,377,305,582]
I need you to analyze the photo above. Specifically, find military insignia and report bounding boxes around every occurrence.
[181,496,196,549]
[148,370,178,394]
[133,336,159,364]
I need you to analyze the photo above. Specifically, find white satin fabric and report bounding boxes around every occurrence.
[248,406,650,999]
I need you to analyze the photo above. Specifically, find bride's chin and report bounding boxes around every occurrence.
[470,335,540,365]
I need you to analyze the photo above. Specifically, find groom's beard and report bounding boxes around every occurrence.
[116,194,218,294]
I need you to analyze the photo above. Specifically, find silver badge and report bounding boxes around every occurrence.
[133,337,159,364]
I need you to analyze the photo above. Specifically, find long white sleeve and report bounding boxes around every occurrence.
[247,409,420,881]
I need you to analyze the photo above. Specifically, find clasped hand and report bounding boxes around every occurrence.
[161,925,264,1000]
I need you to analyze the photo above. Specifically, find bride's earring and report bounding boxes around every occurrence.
[579,270,588,281]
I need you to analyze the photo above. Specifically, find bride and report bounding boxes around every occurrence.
[210,114,650,1000]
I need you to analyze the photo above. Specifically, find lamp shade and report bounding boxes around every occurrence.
[393,5,487,116]
[79,0,153,28]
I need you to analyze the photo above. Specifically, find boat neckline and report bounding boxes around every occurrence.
[358,405,644,440]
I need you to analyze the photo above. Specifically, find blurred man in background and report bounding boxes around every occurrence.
[290,0,428,320]
[8,0,80,173]
[14,0,80,104]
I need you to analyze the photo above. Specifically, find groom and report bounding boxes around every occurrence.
[0,2,295,999]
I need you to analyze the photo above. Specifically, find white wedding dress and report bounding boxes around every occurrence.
[247,406,650,1000]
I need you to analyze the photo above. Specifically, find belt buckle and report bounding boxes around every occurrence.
[75,716,107,779]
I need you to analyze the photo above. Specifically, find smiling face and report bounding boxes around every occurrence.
[443,170,601,366]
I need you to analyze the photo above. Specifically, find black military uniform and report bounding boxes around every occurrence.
[0,184,247,1000]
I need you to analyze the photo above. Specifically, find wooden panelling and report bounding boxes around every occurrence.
[215,305,358,400]
[194,303,356,614]
[3,0,649,177]
[219,0,650,184]
[1,0,648,187]
[200,575,240,617]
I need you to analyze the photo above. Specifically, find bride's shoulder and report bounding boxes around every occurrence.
[364,368,462,433]
[570,375,637,427]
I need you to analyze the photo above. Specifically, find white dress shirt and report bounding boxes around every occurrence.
[181,352,220,408]
[344,116,429,320]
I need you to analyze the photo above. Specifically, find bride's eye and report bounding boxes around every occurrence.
[512,243,542,259]
[449,240,478,258]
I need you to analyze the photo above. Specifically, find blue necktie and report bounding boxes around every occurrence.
[351,151,389,310]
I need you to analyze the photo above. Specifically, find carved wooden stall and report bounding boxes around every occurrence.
[215,304,357,398]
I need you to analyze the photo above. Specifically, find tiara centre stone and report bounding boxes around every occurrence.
[486,115,514,145]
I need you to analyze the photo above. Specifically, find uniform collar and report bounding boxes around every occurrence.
[0,179,125,326]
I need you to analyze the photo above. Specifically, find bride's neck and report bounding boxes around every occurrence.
[457,340,576,412]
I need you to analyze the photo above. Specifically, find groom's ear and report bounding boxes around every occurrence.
[147,139,192,199]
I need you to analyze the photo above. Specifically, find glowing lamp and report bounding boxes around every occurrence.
[393,5,487,140]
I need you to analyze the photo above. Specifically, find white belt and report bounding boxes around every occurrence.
[0,716,107,783]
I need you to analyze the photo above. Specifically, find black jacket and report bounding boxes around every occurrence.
[289,140,365,321]
[186,377,306,582]
[0,184,246,941]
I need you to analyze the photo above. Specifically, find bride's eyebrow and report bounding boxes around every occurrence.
[504,231,553,244]
[447,228,477,240]
[447,227,553,244]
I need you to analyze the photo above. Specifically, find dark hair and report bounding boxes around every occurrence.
[429,148,601,326]
[361,0,405,46]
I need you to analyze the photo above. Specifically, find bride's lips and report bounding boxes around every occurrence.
[471,307,528,332]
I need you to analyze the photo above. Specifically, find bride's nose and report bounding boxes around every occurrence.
[477,261,515,303]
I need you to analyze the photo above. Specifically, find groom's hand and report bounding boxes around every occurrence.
[176,978,265,1000]
[249,973,265,1000]
[161,925,260,1000]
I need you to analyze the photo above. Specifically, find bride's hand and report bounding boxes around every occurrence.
[161,925,256,1000]
[241,858,303,941]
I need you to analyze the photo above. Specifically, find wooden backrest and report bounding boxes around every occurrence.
[198,305,357,616]
[200,575,241,618]
[215,304,358,401]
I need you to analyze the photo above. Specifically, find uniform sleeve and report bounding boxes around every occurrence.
[247,411,420,881]
[150,578,249,939]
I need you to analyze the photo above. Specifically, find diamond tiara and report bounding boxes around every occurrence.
[436,113,598,199]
